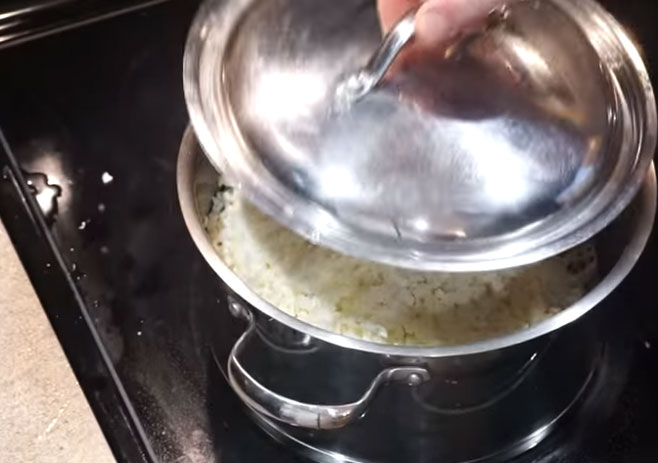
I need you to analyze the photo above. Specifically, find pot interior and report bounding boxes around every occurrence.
[178,128,657,356]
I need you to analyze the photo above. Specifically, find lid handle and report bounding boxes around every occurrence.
[339,4,513,102]
[339,9,417,101]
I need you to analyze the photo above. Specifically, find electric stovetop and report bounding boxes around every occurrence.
[0,1,657,462]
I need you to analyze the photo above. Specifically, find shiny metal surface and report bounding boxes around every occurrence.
[184,0,656,271]
[226,298,431,430]
[241,337,599,463]
[178,128,655,461]
[338,9,417,102]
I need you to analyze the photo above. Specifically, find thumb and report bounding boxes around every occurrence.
[378,0,420,31]
[415,0,512,47]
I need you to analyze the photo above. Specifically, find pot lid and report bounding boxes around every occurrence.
[184,0,656,271]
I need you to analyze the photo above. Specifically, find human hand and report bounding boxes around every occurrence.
[378,0,514,47]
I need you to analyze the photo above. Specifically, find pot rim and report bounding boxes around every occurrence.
[177,128,657,358]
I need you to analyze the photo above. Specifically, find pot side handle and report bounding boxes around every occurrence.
[227,302,431,430]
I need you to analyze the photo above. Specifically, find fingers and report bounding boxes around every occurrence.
[377,0,513,47]
[378,0,420,31]
[415,0,511,46]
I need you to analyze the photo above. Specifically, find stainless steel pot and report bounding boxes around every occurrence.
[177,128,656,462]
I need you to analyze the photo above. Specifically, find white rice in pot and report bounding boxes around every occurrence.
[204,183,597,347]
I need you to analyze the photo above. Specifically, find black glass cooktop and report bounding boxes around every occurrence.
[0,1,657,462]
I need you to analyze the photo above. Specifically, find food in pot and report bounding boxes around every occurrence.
[204,182,598,346]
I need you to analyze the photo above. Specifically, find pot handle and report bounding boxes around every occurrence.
[226,301,431,430]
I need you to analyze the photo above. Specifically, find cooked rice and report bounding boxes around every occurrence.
[204,184,597,346]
